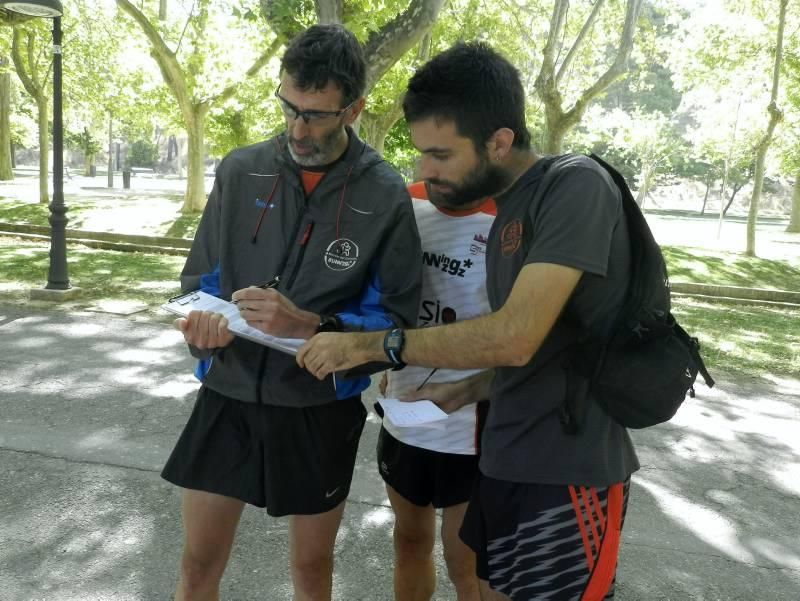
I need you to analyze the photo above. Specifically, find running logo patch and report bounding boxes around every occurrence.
[324,238,359,271]
[500,219,523,257]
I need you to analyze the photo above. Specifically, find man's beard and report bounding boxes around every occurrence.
[427,154,512,209]
[288,126,344,167]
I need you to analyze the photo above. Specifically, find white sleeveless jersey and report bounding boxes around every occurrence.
[384,183,495,455]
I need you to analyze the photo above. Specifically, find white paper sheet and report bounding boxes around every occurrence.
[377,398,448,429]
[161,290,305,355]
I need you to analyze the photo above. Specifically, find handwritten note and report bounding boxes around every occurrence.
[377,398,448,429]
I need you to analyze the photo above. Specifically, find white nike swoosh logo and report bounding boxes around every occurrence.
[325,487,340,498]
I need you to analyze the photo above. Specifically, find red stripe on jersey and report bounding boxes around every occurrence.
[407,181,497,216]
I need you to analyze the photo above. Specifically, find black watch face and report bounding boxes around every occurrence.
[317,316,339,333]
[387,330,402,350]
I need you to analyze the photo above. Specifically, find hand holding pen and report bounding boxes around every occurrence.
[231,276,281,305]
[231,276,318,339]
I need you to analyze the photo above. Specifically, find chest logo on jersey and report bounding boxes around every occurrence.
[500,219,523,257]
[419,300,457,327]
[324,238,359,271]
[422,252,474,278]
[470,233,489,255]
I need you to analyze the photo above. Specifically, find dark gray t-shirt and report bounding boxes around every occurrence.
[480,154,640,486]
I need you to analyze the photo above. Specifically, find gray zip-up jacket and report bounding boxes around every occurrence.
[181,130,422,407]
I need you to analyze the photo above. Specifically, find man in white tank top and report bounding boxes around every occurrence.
[377,180,495,600]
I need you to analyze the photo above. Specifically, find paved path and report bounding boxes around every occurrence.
[1,304,799,600]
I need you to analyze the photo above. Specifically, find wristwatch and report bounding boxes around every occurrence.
[316,314,342,333]
[383,328,406,369]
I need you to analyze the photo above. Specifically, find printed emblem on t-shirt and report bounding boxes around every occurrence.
[419,300,457,326]
[500,219,523,257]
[470,233,489,255]
[422,251,473,277]
[324,238,359,271]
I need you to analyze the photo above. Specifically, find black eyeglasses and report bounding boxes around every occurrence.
[274,85,355,124]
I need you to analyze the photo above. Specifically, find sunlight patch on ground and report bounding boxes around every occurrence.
[10,335,60,350]
[8,246,42,258]
[361,506,394,528]
[146,379,200,399]
[769,463,800,498]
[134,280,180,291]
[637,477,754,563]
[77,427,128,450]
[748,537,800,571]
[85,300,148,315]
[140,329,184,349]
[762,374,800,395]
[108,349,176,366]
[717,340,739,353]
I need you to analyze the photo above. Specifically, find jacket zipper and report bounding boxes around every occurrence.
[254,212,312,404]
[285,219,315,290]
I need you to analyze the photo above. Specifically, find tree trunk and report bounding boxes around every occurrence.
[635,162,656,207]
[359,33,432,155]
[263,0,446,94]
[182,106,209,213]
[745,0,787,257]
[724,182,743,216]
[176,136,184,178]
[315,0,342,24]
[116,0,279,211]
[37,97,49,203]
[107,112,114,188]
[159,0,167,20]
[787,171,800,233]
[544,118,568,154]
[0,67,12,181]
[700,176,711,215]
[85,154,95,176]
[535,0,643,154]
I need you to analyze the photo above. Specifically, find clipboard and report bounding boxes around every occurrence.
[162,290,305,355]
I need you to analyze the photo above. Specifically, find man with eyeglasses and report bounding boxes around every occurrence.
[162,24,422,601]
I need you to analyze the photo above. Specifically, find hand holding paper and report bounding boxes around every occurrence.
[174,309,235,350]
[377,398,448,429]
[162,291,305,355]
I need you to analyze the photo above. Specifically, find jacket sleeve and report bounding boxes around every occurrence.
[179,162,225,362]
[180,166,224,296]
[337,197,422,332]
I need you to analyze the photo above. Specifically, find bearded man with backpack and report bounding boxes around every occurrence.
[298,42,642,601]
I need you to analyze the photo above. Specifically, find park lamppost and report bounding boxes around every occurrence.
[1,0,70,292]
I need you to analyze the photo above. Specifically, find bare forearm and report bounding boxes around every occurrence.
[346,311,530,370]
[403,311,530,369]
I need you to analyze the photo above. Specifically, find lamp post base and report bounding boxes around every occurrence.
[29,286,81,301]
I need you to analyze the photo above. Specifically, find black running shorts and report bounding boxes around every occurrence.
[161,386,367,517]
[376,426,480,509]
[460,474,630,601]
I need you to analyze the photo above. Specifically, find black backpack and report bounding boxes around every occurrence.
[554,154,714,433]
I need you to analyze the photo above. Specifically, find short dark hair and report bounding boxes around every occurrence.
[280,24,366,107]
[403,42,531,150]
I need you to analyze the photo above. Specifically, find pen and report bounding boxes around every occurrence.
[256,275,281,290]
[416,368,438,391]
[232,275,281,304]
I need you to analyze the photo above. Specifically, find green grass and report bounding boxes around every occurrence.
[0,200,53,227]
[663,246,800,291]
[1,236,798,378]
[673,297,800,378]
[164,213,202,238]
[0,238,183,306]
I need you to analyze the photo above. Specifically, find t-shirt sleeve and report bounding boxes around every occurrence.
[525,166,620,277]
